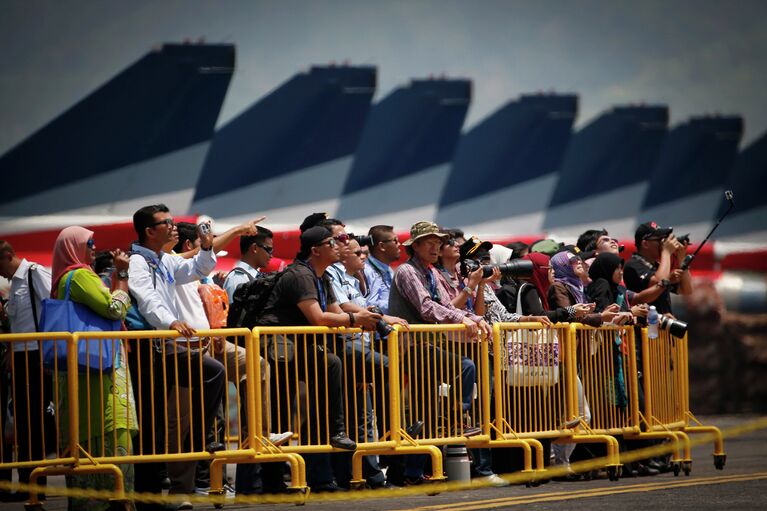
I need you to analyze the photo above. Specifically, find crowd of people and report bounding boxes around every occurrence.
[0,204,693,509]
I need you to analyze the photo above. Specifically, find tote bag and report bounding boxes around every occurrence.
[40,271,120,372]
[507,284,560,386]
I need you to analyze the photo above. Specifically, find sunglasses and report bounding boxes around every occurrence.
[317,238,338,248]
[151,218,175,228]
[333,233,351,244]
[353,250,365,256]
[444,238,458,247]
[87,238,96,249]
[255,243,273,255]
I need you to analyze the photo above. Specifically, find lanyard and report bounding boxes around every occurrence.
[298,260,327,312]
[425,266,440,303]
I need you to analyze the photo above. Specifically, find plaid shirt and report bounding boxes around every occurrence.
[393,257,484,325]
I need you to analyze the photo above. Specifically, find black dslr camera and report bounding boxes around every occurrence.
[368,306,393,338]
[659,316,688,338]
[351,233,373,248]
[460,259,534,279]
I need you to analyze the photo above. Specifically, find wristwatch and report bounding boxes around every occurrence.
[658,279,671,290]
[463,286,476,295]
[117,269,129,280]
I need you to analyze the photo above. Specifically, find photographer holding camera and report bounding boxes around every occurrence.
[623,222,693,316]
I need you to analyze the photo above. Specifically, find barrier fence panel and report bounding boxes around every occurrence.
[0,332,80,491]
[492,322,570,474]
[253,326,441,489]
[641,328,726,473]
[396,324,490,449]
[573,325,640,436]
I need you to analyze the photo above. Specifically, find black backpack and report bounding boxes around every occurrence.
[226,269,286,332]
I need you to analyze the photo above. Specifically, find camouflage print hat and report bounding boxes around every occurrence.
[402,221,448,246]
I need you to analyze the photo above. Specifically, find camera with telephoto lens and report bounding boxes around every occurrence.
[460,258,534,279]
[351,233,373,248]
[367,306,393,338]
[659,315,688,338]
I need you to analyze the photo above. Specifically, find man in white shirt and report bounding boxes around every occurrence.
[127,205,224,509]
[0,240,53,500]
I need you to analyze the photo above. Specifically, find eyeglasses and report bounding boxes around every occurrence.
[333,233,350,245]
[353,250,364,256]
[317,238,338,248]
[255,243,273,255]
[151,218,175,228]
[87,238,96,249]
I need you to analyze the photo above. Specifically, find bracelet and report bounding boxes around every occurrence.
[348,312,355,326]
[463,286,476,295]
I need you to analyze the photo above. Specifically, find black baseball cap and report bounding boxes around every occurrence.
[635,221,673,246]
[459,236,493,261]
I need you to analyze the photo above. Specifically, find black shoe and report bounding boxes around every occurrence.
[637,463,660,477]
[368,481,397,490]
[406,420,424,438]
[206,442,226,453]
[0,492,29,502]
[330,432,357,450]
[646,459,664,471]
[312,481,346,493]
[404,475,428,486]
[621,465,639,478]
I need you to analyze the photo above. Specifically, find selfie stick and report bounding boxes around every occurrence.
[680,190,735,271]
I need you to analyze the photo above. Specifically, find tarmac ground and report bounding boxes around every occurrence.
[4,415,766,511]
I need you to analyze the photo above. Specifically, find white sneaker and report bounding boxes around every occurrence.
[195,484,235,499]
[269,431,293,446]
[476,474,510,487]
[176,501,193,511]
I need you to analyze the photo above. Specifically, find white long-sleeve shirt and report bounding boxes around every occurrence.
[128,243,216,330]
[6,259,52,351]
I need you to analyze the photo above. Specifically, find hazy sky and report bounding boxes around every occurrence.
[2,0,765,155]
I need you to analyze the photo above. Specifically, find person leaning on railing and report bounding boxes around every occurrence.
[49,226,137,511]
[258,226,381,493]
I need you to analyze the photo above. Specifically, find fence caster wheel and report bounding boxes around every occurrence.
[349,481,366,491]
[672,462,681,476]
[714,454,726,470]
[214,504,224,510]
[24,504,44,511]
[683,461,692,476]
[607,466,619,481]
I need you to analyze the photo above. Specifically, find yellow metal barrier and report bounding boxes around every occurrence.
[253,325,442,489]
[640,328,726,474]
[0,332,80,492]
[492,322,569,476]
[2,322,727,502]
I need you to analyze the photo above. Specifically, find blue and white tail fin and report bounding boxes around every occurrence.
[639,116,743,240]
[715,131,767,242]
[544,105,668,239]
[436,94,576,235]
[335,78,471,228]
[0,43,234,234]
[190,65,376,227]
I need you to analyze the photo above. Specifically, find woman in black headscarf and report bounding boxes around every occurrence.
[586,252,631,315]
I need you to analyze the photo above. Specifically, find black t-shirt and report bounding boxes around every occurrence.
[623,253,673,314]
[259,263,337,327]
